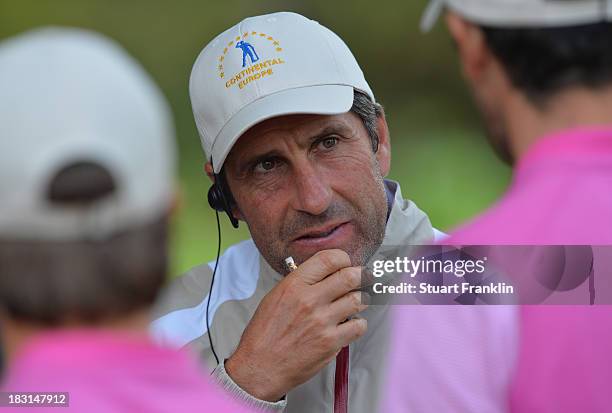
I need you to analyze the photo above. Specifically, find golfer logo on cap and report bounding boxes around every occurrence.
[235,40,259,67]
[217,31,286,90]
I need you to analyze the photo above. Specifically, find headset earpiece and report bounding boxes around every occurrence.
[208,173,239,229]
[207,184,221,211]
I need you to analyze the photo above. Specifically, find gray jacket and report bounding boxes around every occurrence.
[152,181,440,412]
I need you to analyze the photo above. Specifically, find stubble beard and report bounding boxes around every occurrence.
[249,169,388,276]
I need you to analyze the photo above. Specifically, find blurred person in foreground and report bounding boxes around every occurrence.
[152,11,515,412]
[0,28,249,412]
[385,1,612,412]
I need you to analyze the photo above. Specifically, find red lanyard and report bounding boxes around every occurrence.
[334,346,349,413]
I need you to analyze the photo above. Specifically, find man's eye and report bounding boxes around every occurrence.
[254,159,277,172]
[319,136,338,150]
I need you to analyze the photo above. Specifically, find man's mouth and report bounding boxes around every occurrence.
[294,222,349,241]
[289,221,355,254]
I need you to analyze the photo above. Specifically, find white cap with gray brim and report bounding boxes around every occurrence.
[189,12,374,173]
[0,28,176,241]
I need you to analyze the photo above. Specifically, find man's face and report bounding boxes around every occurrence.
[223,112,389,274]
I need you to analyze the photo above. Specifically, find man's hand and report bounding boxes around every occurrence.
[224,249,368,402]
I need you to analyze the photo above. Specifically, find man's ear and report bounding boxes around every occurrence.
[445,12,490,86]
[204,162,215,183]
[375,114,391,177]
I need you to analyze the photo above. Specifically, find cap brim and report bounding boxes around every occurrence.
[421,0,444,32]
[420,0,611,31]
[210,84,354,173]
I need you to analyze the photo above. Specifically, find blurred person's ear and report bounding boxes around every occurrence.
[445,12,511,98]
[375,115,391,177]
[445,12,491,86]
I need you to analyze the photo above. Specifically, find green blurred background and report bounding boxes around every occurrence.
[0,0,511,277]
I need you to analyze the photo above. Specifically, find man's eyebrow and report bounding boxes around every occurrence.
[309,123,353,142]
[233,122,354,173]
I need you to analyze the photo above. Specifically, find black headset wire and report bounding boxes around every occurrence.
[207,157,223,368]
[207,209,222,368]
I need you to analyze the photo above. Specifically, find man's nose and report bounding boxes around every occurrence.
[291,164,333,216]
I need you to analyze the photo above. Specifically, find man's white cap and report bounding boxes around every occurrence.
[0,28,176,241]
[421,0,612,32]
[189,12,375,173]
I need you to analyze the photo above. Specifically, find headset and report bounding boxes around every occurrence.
[208,166,239,229]
[206,159,239,367]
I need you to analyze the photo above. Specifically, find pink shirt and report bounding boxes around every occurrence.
[384,127,612,412]
[0,329,251,413]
